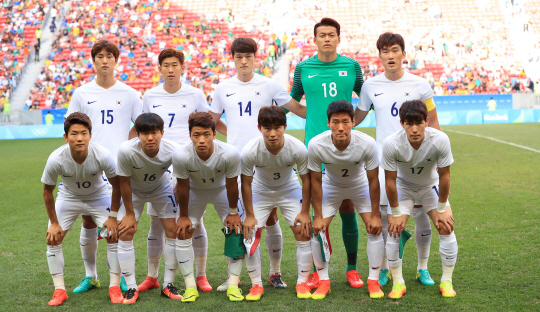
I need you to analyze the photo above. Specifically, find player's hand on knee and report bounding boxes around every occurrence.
[242,215,257,240]
[224,213,242,236]
[437,211,454,233]
[388,216,405,237]
[367,215,382,236]
[176,216,193,239]
[118,214,137,235]
[312,216,326,237]
[46,223,63,245]
[294,212,312,239]
[103,217,119,241]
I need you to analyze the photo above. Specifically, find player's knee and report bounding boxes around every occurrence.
[81,216,97,229]
[119,228,136,241]
[338,199,355,214]
[437,224,452,236]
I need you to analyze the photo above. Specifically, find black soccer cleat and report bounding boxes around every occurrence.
[270,273,287,289]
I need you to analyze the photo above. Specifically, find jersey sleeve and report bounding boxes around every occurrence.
[225,147,242,179]
[41,155,59,186]
[307,144,323,173]
[99,148,118,179]
[66,90,81,115]
[289,63,305,102]
[240,146,255,177]
[294,143,309,175]
[270,79,292,106]
[116,145,133,177]
[436,134,454,168]
[353,60,364,96]
[172,149,189,180]
[195,89,210,112]
[364,138,380,170]
[380,139,397,172]
[142,92,150,113]
[423,97,436,111]
[357,82,372,112]
[130,92,143,122]
[210,85,224,114]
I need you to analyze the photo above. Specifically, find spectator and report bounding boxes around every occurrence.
[45,111,54,125]
[34,44,40,62]
[3,100,10,122]
[487,97,497,110]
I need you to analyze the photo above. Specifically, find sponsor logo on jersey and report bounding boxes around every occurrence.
[374,93,383,97]
[255,165,265,168]
[62,175,73,177]
[339,71,347,76]
[153,105,162,108]
[106,207,110,212]
[396,159,406,163]
[182,104,187,108]
[132,166,143,169]
[87,101,97,104]
[226,93,235,97]
[308,74,319,78]
[255,91,261,96]
[116,101,122,105]
[179,260,189,264]
[188,169,199,172]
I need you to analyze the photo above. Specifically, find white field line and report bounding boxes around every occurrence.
[444,129,540,154]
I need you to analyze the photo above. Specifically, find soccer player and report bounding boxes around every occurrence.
[172,112,243,302]
[289,17,366,289]
[353,32,445,287]
[115,113,181,304]
[308,101,384,299]
[209,37,307,289]
[240,106,312,300]
[139,48,226,293]
[381,100,458,299]
[42,113,122,306]
[66,39,142,293]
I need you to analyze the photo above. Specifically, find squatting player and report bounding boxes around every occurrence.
[42,113,122,306]
[354,32,446,287]
[308,101,384,299]
[240,106,313,301]
[172,112,244,302]
[289,18,366,288]
[115,113,182,304]
[381,100,458,299]
[210,37,307,289]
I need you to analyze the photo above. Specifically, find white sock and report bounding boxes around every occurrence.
[413,208,431,271]
[245,245,263,287]
[265,221,282,276]
[439,232,458,283]
[310,235,329,280]
[367,233,384,281]
[107,243,121,287]
[296,240,312,284]
[192,219,208,278]
[175,238,195,289]
[386,235,404,284]
[147,216,164,279]
[381,206,389,271]
[118,240,138,290]
[228,256,244,287]
[163,238,178,288]
[47,244,65,290]
[80,227,98,279]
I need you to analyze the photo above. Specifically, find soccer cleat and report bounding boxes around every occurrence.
[440,281,457,297]
[311,280,331,299]
[306,271,320,289]
[388,282,406,299]
[246,284,264,301]
[120,276,128,292]
[48,289,68,306]
[122,288,139,304]
[227,286,244,301]
[73,276,100,293]
[196,276,213,292]
[181,287,199,302]
[379,269,391,286]
[270,273,287,289]
[296,282,312,299]
[109,286,124,304]
[416,269,435,286]
[346,270,364,288]
[367,280,384,299]
[161,283,183,300]
[217,278,241,292]
[137,276,159,292]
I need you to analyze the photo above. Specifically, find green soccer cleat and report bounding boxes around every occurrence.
[227,286,244,301]
[181,287,199,302]
[73,276,100,293]
[416,269,435,286]
[120,276,128,292]
[440,281,457,297]
[379,269,391,286]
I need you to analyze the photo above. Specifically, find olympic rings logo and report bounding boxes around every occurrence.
[32,128,49,136]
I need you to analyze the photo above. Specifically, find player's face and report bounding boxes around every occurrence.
[401,118,429,145]
[190,127,216,152]
[138,129,164,153]
[379,44,406,73]
[314,26,340,55]
[159,57,185,84]
[64,124,91,153]
[258,124,286,147]
[233,52,255,75]
[93,48,117,77]
[328,112,354,144]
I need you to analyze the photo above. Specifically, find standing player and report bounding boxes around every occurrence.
[308,101,384,299]
[42,113,123,305]
[139,48,226,293]
[381,100,458,299]
[173,112,244,302]
[66,39,142,293]
[353,32,445,287]
[115,113,181,304]
[209,37,307,289]
[289,17,366,289]
[240,107,312,301]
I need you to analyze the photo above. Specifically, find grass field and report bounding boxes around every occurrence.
[1,123,539,311]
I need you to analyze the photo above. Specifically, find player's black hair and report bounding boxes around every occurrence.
[230,37,258,57]
[188,111,215,133]
[134,113,164,133]
[91,39,120,61]
[64,112,92,135]
[314,17,340,37]
[258,106,287,128]
[399,100,428,123]
[327,100,354,121]
[376,32,405,53]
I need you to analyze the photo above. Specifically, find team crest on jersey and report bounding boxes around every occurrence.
[116,100,122,105]
[182,104,187,108]
[339,71,347,76]
[255,91,261,96]
[404,92,410,96]
[161,166,167,170]
[216,169,221,173]
[354,161,360,165]
[425,158,433,162]
[92,173,97,176]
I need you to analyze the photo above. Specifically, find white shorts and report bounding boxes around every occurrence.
[389,183,440,216]
[253,186,302,227]
[322,183,372,218]
[147,169,174,217]
[118,191,178,222]
[188,186,230,228]
[49,197,110,231]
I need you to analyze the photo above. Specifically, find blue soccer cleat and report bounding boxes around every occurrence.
[379,269,391,286]
[73,276,100,293]
[416,269,435,286]
[120,276,128,292]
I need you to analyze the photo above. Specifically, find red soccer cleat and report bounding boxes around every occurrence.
[367,279,384,298]
[137,276,159,292]
[161,283,183,300]
[311,280,331,299]
[346,270,364,288]
[48,289,68,306]
[109,286,124,304]
[196,276,213,292]
[306,271,320,289]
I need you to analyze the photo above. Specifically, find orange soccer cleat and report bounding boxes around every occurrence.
[346,270,364,288]
[109,286,124,304]
[311,280,331,299]
[296,282,312,299]
[161,283,183,300]
[306,271,320,289]
[367,279,384,299]
[196,276,213,292]
[48,289,68,306]
[137,276,159,292]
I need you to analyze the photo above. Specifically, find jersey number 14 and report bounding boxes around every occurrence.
[238,101,252,116]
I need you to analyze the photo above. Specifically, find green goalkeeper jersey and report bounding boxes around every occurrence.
[290,54,364,145]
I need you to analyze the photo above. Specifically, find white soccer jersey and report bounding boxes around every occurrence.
[41,142,117,201]
[241,134,308,191]
[116,138,180,197]
[308,130,379,188]
[143,83,210,145]
[210,74,292,151]
[381,127,454,189]
[67,80,143,159]
[172,140,241,190]
[358,72,434,152]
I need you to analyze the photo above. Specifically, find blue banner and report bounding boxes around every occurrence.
[0,124,65,140]
[433,94,512,111]
[42,108,68,124]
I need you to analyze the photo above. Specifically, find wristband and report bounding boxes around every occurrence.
[390,206,402,217]
[437,202,447,213]
[229,207,238,215]
[109,211,118,218]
